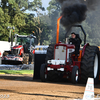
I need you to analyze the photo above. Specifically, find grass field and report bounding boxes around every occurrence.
[0,70,33,75]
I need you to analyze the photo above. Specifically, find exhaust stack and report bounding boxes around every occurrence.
[56,16,63,44]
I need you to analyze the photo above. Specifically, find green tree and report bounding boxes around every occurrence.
[0,7,11,40]
[0,0,45,41]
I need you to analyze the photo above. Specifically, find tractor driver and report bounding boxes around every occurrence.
[69,32,82,59]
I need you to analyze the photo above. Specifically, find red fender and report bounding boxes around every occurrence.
[32,50,35,54]
[19,48,24,56]
[82,43,89,57]
[0,52,1,57]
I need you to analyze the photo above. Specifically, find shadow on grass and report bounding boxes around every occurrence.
[0,70,33,75]
[0,74,33,81]
[0,70,22,74]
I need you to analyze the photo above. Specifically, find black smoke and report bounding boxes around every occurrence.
[57,0,100,10]
[60,4,87,29]
[56,0,100,29]
[80,0,100,10]
[56,0,66,3]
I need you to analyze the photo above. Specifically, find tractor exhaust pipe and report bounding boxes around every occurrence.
[56,16,63,44]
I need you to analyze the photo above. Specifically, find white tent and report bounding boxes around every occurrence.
[0,41,15,57]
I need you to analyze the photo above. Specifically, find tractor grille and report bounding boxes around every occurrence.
[11,49,19,55]
[55,46,66,60]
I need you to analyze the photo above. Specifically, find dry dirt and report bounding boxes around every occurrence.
[0,74,100,100]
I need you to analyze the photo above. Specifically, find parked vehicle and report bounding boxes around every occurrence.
[2,34,36,65]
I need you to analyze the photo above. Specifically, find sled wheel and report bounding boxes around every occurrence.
[40,64,48,82]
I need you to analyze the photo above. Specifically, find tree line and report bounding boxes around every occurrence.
[0,0,100,46]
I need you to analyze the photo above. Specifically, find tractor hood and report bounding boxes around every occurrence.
[12,45,23,49]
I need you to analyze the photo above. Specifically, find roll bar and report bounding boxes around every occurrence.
[66,25,86,45]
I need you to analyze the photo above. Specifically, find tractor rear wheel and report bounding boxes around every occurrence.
[23,53,29,64]
[45,44,54,62]
[29,53,34,64]
[3,51,9,56]
[71,66,79,84]
[40,64,47,82]
[81,46,99,84]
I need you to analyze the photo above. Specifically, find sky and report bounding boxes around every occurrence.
[26,0,51,15]
[42,0,51,8]
[41,0,51,14]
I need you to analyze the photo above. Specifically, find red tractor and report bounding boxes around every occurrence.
[40,16,100,84]
[2,34,36,65]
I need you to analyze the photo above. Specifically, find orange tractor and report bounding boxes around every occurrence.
[40,16,100,84]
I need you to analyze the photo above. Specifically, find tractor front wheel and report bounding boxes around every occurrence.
[71,66,79,84]
[40,64,48,82]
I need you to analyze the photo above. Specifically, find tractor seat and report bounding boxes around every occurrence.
[71,50,82,61]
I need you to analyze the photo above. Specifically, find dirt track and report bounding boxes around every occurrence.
[0,74,100,100]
